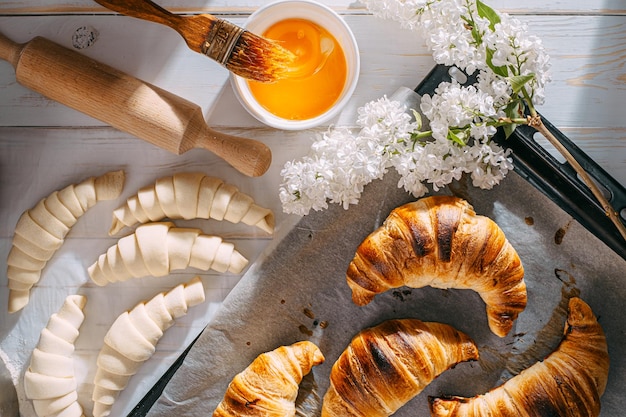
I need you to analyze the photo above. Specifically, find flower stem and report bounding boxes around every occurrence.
[521,87,537,116]
[413,130,434,139]
[529,116,626,241]
[494,118,528,127]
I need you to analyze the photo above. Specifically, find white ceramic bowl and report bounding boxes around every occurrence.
[230,0,360,130]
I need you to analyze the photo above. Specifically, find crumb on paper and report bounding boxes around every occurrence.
[392,289,412,302]
[554,220,572,245]
[298,324,313,337]
[555,268,577,286]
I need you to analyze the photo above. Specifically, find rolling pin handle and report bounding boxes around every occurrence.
[0,31,23,68]
[201,128,272,177]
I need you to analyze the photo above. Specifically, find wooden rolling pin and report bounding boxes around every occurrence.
[0,32,272,177]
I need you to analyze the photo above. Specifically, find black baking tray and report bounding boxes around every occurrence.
[415,64,626,262]
[127,64,626,417]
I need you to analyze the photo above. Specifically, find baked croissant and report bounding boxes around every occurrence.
[92,276,205,417]
[429,297,610,417]
[321,319,478,417]
[24,294,87,417]
[88,221,248,286]
[346,196,526,337]
[108,172,275,235]
[213,341,325,417]
[7,170,125,313]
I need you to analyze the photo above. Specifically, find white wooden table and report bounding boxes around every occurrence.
[1,1,624,416]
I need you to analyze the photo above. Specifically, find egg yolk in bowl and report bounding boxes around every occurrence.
[247,18,348,120]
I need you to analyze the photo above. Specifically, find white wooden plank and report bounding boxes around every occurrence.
[0,14,625,131]
[0,0,625,15]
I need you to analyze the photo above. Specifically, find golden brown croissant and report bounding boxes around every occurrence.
[213,341,325,417]
[429,297,610,417]
[346,196,526,337]
[321,319,479,417]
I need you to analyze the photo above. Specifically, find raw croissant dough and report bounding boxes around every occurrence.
[346,196,526,337]
[88,222,248,285]
[6,170,126,313]
[429,297,610,417]
[24,294,88,417]
[213,341,325,417]
[92,276,206,417]
[108,172,275,235]
[321,319,479,417]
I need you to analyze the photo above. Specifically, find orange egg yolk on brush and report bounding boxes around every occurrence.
[247,18,347,120]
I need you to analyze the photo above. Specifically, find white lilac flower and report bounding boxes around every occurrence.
[279,126,385,215]
[364,0,550,104]
[420,81,499,142]
[475,70,511,108]
[482,13,552,105]
[365,0,491,74]
[363,0,429,30]
[280,0,549,215]
[279,94,514,215]
[419,0,490,75]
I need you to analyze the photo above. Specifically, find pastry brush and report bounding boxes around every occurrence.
[94,0,296,83]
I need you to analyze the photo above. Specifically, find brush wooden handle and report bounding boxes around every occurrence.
[0,32,271,177]
[94,0,182,28]
[93,0,212,53]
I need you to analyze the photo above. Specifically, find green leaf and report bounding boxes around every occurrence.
[502,122,517,139]
[411,109,423,130]
[500,100,523,138]
[508,74,536,95]
[447,129,467,146]
[503,99,522,119]
[486,48,508,77]
[471,26,481,45]
[476,0,501,31]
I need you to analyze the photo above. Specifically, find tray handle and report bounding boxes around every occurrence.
[415,64,626,261]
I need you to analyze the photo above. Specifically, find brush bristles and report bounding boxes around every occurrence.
[226,31,296,83]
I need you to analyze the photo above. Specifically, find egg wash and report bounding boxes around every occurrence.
[247,18,348,120]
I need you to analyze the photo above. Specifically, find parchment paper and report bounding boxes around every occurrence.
[145,170,626,417]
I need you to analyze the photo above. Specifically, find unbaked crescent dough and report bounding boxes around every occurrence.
[88,222,248,286]
[7,170,126,313]
[108,172,274,235]
[24,294,87,417]
[92,276,206,417]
